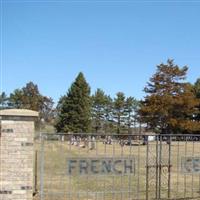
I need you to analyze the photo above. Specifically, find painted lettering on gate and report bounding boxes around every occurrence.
[181,157,200,174]
[67,157,135,176]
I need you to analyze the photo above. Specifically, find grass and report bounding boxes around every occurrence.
[34,137,200,200]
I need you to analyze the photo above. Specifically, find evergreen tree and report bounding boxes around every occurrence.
[41,96,55,122]
[91,88,108,133]
[124,97,139,134]
[103,95,114,133]
[9,89,24,108]
[194,78,200,122]
[9,82,54,121]
[113,92,126,134]
[194,78,200,98]
[139,59,200,134]
[10,82,43,110]
[0,92,10,109]
[55,72,91,133]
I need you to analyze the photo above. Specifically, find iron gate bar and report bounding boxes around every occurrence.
[103,141,106,200]
[191,140,194,198]
[199,143,200,198]
[176,139,180,199]
[158,136,162,199]
[40,134,44,200]
[146,139,149,200]
[168,136,172,199]
[184,136,188,198]
[137,136,141,200]
[128,138,132,200]
[156,136,159,199]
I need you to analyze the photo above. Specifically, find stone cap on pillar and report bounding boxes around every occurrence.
[0,109,39,121]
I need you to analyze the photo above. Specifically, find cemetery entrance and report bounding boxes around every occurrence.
[35,133,200,200]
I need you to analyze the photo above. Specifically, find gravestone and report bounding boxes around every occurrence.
[0,109,38,200]
[88,136,96,150]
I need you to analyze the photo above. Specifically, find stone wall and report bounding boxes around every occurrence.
[0,109,38,200]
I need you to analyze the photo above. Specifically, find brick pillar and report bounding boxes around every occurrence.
[0,109,38,200]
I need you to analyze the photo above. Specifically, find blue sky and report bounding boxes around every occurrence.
[1,1,200,104]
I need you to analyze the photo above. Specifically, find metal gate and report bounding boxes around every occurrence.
[146,136,171,200]
[35,134,200,200]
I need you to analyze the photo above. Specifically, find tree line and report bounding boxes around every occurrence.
[0,82,55,122]
[55,73,139,134]
[1,59,200,134]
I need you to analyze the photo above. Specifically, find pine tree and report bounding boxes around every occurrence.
[9,89,24,108]
[124,97,139,134]
[139,59,200,134]
[194,78,200,122]
[103,95,114,133]
[55,72,91,133]
[10,82,43,110]
[0,92,10,109]
[194,78,200,98]
[9,82,54,121]
[91,88,108,133]
[113,92,126,134]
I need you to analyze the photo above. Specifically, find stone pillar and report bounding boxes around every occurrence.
[0,109,38,200]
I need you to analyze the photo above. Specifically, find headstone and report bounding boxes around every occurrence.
[89,136,96,150]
